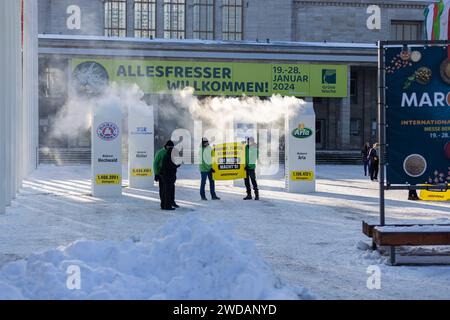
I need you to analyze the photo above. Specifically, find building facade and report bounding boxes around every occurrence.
[37,0,433,161]
[38,0,430,42]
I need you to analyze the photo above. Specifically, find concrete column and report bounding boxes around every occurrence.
[127,0,134,37]
[14,0,22,192]
[185,0,193,39]
[0,0,6,214]
[215,0,222,40]
[24,0,39,176]
[5,0,13,205]
[0,0,38,213]
[339,67,351,150]
[156,0,165,38]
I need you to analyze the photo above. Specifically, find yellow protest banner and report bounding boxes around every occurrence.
[419,185,450,201]
[212,142,247,180]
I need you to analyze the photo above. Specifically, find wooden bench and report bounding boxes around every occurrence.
[362,221,450,265]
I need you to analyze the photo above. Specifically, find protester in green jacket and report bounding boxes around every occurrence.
[243,137,259,200]
[153,140,179,209]
[199,138,220,201]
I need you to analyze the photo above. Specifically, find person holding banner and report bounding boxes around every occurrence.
[199,138,220,201]
[243,137,259,200]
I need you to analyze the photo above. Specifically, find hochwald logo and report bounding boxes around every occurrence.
[401,92,450,107]
[292,123,313,139]
[97,122,119,141]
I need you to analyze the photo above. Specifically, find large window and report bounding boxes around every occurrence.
[222,0,242,40]
[164,0,186,39]
[104,0,127,37]
[350,118,361,136]
[193,0,214,40]
[134,0,156,38]
[391,20,423,41]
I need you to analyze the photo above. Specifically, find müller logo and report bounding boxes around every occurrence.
[97,122,119,141]
[131,127,152,135]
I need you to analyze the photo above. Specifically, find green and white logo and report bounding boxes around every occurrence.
[292,123,313,139]
[322,69,337,84]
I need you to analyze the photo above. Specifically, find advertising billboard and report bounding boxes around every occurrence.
[71,58,348,97]
[385,45,450,185]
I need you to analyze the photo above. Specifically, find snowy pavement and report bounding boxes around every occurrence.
[1,164,450,299]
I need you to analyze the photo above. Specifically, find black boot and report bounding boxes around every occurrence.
[254,190,259,200]
[243,194,252,200]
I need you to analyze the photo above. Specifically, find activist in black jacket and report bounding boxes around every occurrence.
[160,143,180,210]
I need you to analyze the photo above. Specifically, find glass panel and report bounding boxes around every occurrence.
[222,0,242,40]
[104,0,127,37]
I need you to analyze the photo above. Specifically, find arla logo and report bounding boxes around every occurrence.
[97,122,119,141]
[401,92,450,107]
[292,123,313,139]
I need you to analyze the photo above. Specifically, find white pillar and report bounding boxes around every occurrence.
[0,0,38,214]
[285,101,316,193]
[5,0,13,205]
[92,107,123,198]
[23,0,39,176]
[128,105,155,189]
[0,0,7,214]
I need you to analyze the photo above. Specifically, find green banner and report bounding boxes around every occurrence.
[71,58,348,97]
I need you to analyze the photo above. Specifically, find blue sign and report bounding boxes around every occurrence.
[385,45,450,185]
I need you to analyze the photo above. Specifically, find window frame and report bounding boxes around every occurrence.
[134,0,157,39]
[222,0,243,41]
[193,0,215,40]
[350,118,362,137]
[390,20,424,41]
[163,0,186,39]
[104,0,128,37]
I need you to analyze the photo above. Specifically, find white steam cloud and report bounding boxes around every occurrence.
[50,83,152,140]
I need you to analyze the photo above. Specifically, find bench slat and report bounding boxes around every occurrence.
[373,230,450,246]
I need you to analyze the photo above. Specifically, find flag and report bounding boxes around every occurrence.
[424,0,450,40]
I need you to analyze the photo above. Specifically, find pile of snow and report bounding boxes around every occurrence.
[0,215,312,300]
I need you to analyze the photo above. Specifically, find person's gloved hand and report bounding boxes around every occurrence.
[211,168,216,173]
[154,174,160,182]
[244,166,249,170]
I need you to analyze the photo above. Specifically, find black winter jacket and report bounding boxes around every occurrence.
[160,149,178,183]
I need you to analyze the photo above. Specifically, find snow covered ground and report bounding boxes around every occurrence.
[1,164,450,299]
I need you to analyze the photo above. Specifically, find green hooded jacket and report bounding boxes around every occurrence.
[245,145,259,170]
[199,145,213,172]
[153,148,167,175]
